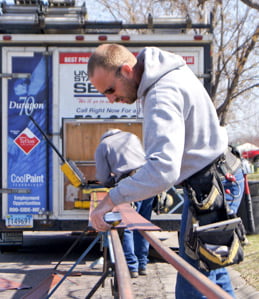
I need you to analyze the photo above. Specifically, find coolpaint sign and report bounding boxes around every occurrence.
[7,52,52,214]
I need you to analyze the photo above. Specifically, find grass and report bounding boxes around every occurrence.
[248,172,259,181]
[232,171,259,290]
[232,234,259,290]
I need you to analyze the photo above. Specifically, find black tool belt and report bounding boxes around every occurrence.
[216,146,242,179]
[184,147,241,218]
[183,147,246,271]
[187,146,241,185]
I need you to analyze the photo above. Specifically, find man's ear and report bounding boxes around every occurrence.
[120,64,134,78]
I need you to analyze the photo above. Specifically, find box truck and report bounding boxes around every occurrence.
[0,0,213,247]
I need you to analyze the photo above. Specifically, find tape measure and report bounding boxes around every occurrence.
[104,212,122,226]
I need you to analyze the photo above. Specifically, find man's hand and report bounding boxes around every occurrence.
[90,193,115,231]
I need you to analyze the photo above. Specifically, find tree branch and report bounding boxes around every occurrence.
[240,0,259,10]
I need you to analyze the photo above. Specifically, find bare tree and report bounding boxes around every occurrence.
[197,0,259,10]
[161,0,259,127]
[211,13,259,125]
[238,0,259,10]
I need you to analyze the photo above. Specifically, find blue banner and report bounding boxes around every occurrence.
[7,52,53,214]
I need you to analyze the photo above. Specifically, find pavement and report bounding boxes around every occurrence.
[230,268,259,299]
[0,231,258,299]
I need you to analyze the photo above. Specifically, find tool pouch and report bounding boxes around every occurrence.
[184,151,246,271]
[193,217,245,271]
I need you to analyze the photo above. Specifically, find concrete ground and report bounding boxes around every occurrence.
[0,231,258,299]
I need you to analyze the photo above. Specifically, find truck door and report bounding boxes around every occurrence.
[2,48,53,227]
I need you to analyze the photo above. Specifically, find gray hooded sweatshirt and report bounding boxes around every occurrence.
[110,47,228,205]
[95,129,146,186]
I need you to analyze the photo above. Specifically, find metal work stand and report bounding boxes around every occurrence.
[45,230,119,299]
[85,231,119,299]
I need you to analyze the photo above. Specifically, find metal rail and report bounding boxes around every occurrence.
[85,230,135,299]
[140,230,233,299]
[110,229,135,299]
[0,20,212,33]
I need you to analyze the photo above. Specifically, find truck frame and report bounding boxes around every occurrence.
[0,0,213,247]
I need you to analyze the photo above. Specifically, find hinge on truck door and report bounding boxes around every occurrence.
[0,73,31,79]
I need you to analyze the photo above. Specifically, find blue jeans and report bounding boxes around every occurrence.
[122,197,154,272]
[175,167,244,299]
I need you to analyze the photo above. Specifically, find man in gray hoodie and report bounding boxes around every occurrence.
[95,129,154,278]
[87,44,244,298]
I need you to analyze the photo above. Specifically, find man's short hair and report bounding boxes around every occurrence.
[87,44,136,78]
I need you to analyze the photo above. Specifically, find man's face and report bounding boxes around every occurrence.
[90,66,138,104]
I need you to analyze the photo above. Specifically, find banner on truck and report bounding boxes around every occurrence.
[7,52,53,215]
[58,48,203,120]
[59,52,143,119]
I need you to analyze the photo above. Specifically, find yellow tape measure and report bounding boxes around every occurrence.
[85,188,121,226]
[104,212,122,226]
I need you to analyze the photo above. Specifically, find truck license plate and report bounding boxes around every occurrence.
[5,214,33,228]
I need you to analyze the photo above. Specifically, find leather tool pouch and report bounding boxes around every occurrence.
[184,149,246,271]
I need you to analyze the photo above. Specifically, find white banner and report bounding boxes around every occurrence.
[59,52,142,119]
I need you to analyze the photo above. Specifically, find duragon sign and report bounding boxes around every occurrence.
[5,50,53,214]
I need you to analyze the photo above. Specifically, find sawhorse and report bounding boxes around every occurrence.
[45,226,136,298]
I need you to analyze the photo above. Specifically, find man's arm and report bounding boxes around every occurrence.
[90,193,115,231]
